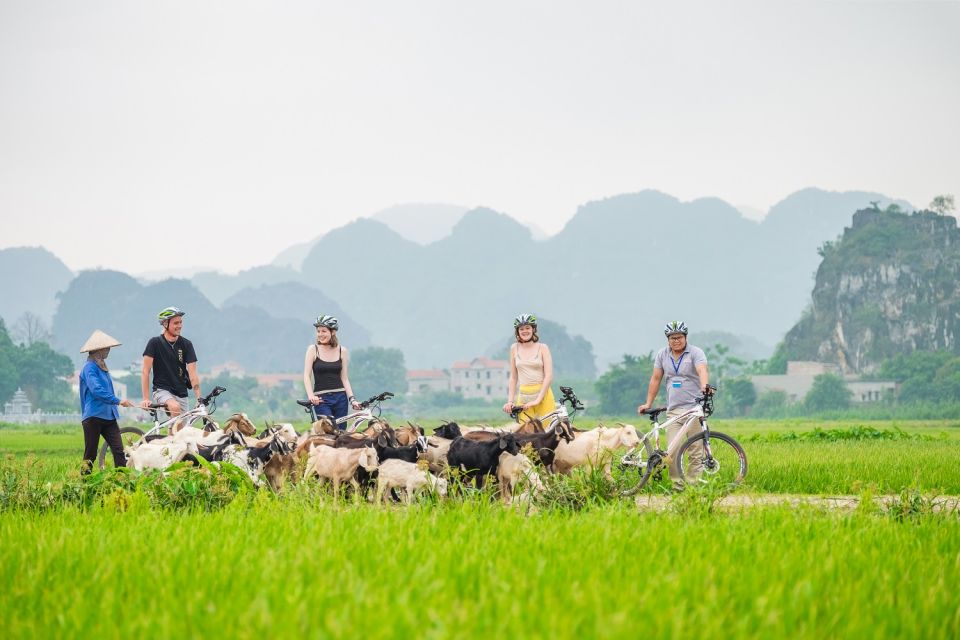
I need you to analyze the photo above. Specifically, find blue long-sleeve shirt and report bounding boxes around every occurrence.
[79,361,121,421]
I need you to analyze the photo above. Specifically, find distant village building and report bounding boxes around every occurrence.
[1,386,83,424]
[210,361,247,377]
[402,358,510,401]
[405,369,450,395]
[450,357,509,401]
[253,373,300,389]
[750,361,896,404]
[3,388,32,417]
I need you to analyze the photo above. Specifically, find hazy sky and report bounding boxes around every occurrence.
[1,1,958,274]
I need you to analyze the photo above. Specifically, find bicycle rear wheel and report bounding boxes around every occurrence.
[673,431,747,490]
[98,427,144,470]
[618,435,656,496]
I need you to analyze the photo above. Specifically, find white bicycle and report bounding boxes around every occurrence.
[297,391,394,433]
[98,386,227,469]
[618,386,748,495]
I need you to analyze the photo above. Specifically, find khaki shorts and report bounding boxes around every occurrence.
[152,389,190,415]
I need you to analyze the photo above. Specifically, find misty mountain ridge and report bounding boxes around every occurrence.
[0,247,73,325]
[2,187,918,374]
[270,203,471,270]
[51,271,325,374]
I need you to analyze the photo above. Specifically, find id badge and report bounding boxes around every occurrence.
[671,376,683,389]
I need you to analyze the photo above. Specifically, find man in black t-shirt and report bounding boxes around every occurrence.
[140,306,200,419]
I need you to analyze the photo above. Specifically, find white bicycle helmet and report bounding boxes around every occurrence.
[514,313,537,328]
[158,306,186,325]
[664,320,688,336]
[314,315,339,330]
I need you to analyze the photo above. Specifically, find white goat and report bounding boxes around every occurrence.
[127,440,199,472]
[302,445,379,499]
[553,424,642,479]
[374,459,448,504]
[497,452,544,504]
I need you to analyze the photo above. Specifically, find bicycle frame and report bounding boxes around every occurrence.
[300,391,393,433]
[511,385,583,429]
[536,403,574,431]
[642,406,706,455]
[621,401,721,471]
[333,408,380,433]
[138,403,213,441]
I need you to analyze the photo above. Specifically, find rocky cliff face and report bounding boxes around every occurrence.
[778,209,960,374]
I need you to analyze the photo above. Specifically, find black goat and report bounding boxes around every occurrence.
[447,433,520,489]
[514,421,575,470]
[433,422,462,440]
[182,430,248,465]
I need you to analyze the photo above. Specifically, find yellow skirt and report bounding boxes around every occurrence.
[516,384,557,423]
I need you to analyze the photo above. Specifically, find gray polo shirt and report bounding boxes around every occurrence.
[654,344,708,410]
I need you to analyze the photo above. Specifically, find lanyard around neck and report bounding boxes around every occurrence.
[669,351,686,375]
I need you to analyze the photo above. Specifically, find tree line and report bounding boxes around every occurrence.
[594,347,960,417]
[0,318,74,411]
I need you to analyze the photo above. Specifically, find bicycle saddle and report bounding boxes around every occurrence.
[641,407,668,420]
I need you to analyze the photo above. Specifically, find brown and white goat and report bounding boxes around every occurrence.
[302,444,379,499]
[374,459,447,504]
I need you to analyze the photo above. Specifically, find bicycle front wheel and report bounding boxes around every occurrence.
[98,427,144,470]
[673,431,747,490]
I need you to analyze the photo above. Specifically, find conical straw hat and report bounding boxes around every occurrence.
[80,330,121,353]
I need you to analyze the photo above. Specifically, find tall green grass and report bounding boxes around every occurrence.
[1,503,957,638]
[1,421,959,638]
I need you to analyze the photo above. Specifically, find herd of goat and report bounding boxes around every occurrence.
[123,413,644,504]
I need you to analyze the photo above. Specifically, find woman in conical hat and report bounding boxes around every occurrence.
[79,330,134,473]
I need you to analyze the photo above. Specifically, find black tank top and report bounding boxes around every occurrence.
[312,346,343,393]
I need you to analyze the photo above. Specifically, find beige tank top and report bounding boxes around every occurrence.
[515,344,544,386]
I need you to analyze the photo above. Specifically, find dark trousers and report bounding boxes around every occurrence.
[82,416,126,473]
[313,390,350,428]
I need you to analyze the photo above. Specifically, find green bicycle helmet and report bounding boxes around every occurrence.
[514,313,537,328]
[664,320,688,336]
[314,315,339,330]
[158,306,186,325]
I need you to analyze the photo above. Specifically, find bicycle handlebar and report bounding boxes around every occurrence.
[508,385,584,420]
[198,386,226,406]
[559,386,585,411]
[359,391,394,408]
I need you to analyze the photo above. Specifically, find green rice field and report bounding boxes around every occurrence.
[1,419,958,638]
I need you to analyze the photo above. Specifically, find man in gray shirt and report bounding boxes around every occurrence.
[637,321,710,487]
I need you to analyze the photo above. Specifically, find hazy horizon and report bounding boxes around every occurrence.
[2,1,958,274]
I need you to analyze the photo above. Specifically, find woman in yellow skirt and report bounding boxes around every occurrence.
[502,314,556,423]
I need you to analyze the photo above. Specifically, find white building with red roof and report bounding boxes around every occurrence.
[450,357,509,401]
